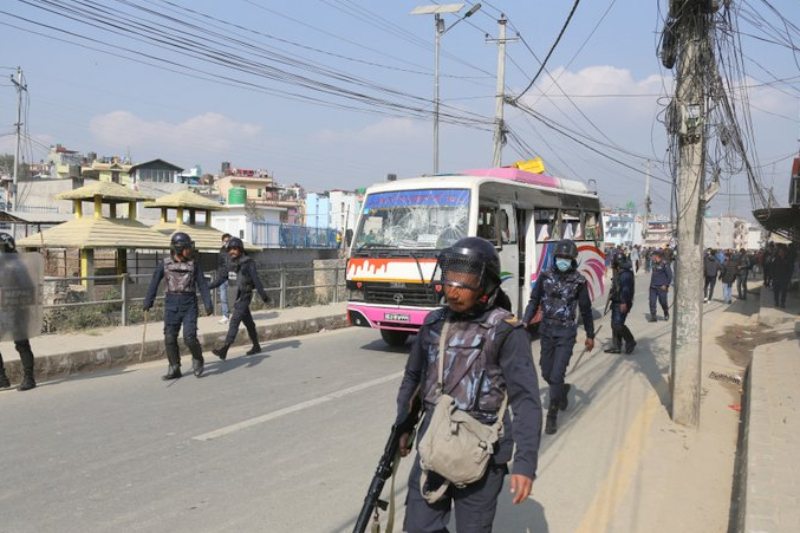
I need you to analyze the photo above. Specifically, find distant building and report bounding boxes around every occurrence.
[128,159,184,186]
[703,215,748,251]
[45,144,82,180]
[642,217,674,248]
[177,165,203,185]
[211,204,285,247]
[305,192,331,229]
[602,208,642,247]
[746,225,764,250]
[216,166,303,224]
[81,157,133,186]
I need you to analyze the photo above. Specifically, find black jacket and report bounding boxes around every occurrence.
[703,255,722,278]
[209,254,270,302]
[720,261,738,284]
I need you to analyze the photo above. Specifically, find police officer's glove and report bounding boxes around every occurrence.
[205,306,214,316]
[262,294,271,304]
[142,304,151,313]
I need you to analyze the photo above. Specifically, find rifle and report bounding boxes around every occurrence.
[353,394,422,533]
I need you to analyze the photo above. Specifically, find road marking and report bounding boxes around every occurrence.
[570,390,661,533]
[192,370,405,441]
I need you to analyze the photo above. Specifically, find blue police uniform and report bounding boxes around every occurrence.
[607,256,636,354]
[396,306,542,533]
[143,256,213,378]
[648,255,672,320]
[522,263,595,432]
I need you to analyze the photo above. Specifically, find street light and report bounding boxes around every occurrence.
[411,3,481,175]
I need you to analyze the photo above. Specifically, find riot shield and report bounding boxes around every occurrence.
[0,252,43,341]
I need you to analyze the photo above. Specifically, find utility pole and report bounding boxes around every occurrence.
[669,2,713,428]
[411,3,482,175]
[642,159,652,242]
[487,16,516,167]
[9,67,26,211]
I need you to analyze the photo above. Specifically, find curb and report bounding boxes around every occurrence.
[2,314,349,384]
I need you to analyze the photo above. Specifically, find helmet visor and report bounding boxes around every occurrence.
[437,250,485,292]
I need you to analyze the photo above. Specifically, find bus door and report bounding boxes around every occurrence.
[477,203,519,315]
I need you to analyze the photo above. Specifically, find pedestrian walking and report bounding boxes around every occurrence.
[719,252,738,305]
[736,247,751,300]
[763,243,775,288]
[209,237,270,360]
[217,233,231,324]
[703,248,722,302]
[522,239,595,435]
[648,249,672,322]
[394,237,542,533]
[143,232,213,380]
[630,246,640,273]
[0,233,38,391]
[771,245,793,308]
[604,251,637,354]
[644,247,652,272]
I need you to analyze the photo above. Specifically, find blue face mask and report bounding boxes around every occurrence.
[555,258,572,272]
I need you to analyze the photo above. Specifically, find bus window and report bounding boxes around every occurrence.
[477,205,499,245]
[534,208,557,242]
[561,209,581,240]
[499,205,516,244]
[585,212,602,241]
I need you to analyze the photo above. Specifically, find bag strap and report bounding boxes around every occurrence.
[436,320,451,395]
[420,470,450,504]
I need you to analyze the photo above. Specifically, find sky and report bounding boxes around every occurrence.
[0,0,799,221]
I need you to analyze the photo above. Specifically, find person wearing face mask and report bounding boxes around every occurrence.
[522,239,595,435]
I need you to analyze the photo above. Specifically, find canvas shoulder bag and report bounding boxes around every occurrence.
[417,320,508,504]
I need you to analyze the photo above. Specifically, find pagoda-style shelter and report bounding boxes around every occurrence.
[17,181,169,286]
[145,189,228,251]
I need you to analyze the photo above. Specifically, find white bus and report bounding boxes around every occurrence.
[346,167,607,346]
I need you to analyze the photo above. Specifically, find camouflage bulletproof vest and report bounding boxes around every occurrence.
[540,269,584,327]
[421,307,513,424]
[163,257,196,294]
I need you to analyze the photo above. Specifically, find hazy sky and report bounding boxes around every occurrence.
[1,0,798,220]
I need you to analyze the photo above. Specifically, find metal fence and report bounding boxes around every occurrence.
[40,264,346,334]
[251,222,339,249]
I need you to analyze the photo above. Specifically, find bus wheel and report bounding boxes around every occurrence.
[381,329,409,347]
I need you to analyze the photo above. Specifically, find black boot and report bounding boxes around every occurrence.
[604,330,622,354]
[0,365,10,389]
[186,337,204,378]
[18,370,36,391]
[560,383,571,411]
[212,344,230,361]
[246,344,262,356]
[545,406,559,435]
[162,337,182,380]
[621,326,637,354]
[162,365,182,380]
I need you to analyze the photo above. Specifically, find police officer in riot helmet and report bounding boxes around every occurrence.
[143,232,213,380]
[0,233,38,391]
[604,250,637,355]
[522,239,596,435]
[208,237,271,360]
[395,237,542,532]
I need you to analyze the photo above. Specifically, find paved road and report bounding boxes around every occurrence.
[0,278,731,532]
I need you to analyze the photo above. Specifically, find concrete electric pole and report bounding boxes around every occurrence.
[669,2,713,428]
[487,16,516,167]
[10,67,26,211]
[643,159,652,241]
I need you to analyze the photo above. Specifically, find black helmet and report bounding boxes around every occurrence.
[611,250,627,269]
[226,237,244,251]
[435,236,501,301]
[170,232,194,255]
[0,232,16,253]
[553,239,578,259]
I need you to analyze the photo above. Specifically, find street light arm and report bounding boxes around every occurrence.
[441,3,482,34]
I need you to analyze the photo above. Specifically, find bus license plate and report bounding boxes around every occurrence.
[384,313,410,322]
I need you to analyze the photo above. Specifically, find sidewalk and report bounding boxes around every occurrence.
[739,285,800,532]
[0,302,348,383]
